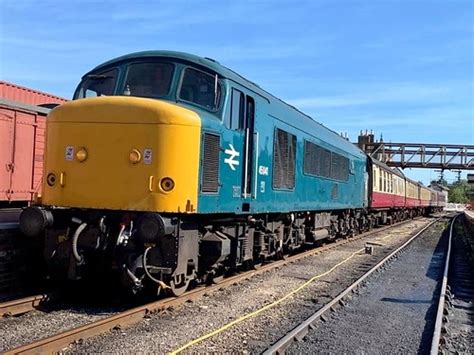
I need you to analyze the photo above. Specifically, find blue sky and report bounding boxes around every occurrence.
[1,0,472,184]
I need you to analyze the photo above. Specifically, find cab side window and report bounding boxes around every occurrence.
[179,67,221,111]
[226,88,245,130]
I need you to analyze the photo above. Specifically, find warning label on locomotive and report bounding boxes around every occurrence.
[144,148,152,164]
[65,146,74,161]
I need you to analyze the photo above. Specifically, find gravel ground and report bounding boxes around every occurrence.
[0,303,118,352]
[288,219,449,355]
[63,218,432,354]
[442,217,474,353]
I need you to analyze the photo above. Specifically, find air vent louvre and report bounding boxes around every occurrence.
[201,133,220,193]
[273,128,296,189]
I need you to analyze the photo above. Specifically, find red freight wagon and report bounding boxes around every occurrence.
[0,81,66,106]
[0,81,67,205]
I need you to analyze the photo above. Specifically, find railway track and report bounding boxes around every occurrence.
[0,293,58,317]
[430,214,458,354]
[2,216,437,354]
[431,213,474,354]
[263,215,455,355]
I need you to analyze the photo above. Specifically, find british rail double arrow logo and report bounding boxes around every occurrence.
[224,144,240,171]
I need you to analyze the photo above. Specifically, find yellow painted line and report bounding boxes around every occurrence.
[170,247,365,354]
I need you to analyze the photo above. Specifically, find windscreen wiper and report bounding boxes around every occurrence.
[85,74,113,79]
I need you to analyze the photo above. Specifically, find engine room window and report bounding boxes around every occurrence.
[303,141,330,178]
[75,68,118,98]
[179,67,221,111]
[304,141,321,177]
[330,152,349,181]
[124,62,174,98]
[303,141,348,181]
[273,128,296,189]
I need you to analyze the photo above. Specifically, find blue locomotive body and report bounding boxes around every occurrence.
[189,53,368,215]
[197,91,368,214]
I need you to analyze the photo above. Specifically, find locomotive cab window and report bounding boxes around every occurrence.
[179,67,221,111]
[123,62,174,98]
[226,88,245,130]
[75,68,119,99]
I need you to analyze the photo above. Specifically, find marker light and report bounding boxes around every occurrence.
[76,148,88,162]
[160,177,175,192]
[46,172,57,186]
[129,149,141,164]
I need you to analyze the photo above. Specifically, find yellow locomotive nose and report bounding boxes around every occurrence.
[42,96,201,213]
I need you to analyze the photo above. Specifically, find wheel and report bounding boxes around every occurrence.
[211,275,224,284]
[253,256,264,270]
[168,274,190,297]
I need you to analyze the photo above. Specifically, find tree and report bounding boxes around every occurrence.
[448,180,471,204]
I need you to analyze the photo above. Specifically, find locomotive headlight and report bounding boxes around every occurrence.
[129,149,141,164]
[160,177,175,192]
[46,172,57,186]
[76,148,88,162]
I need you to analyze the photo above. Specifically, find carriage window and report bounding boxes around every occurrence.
[379,170,382,191]
[179,67,221,111]
[273,128,296,189]
[373,168,377,191]
[75,68,118,99]
[124,62,174,98]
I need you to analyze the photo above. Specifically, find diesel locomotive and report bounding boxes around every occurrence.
[19,51,445,296]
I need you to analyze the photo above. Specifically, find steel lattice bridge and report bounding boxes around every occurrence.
[357,133,474,170]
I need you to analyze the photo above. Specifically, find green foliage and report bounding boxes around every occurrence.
[448,180,471,204]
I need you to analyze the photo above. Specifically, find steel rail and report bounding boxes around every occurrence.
[263,216,446,355]
[4,217,432,355]
[430,214,459,354]
[0,293,57,317]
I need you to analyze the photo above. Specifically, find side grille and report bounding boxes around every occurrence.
[201,133,220,193]
[273,128,296,189]
[303,140,349,181]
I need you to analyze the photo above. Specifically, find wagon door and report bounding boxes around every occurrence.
[10,110,35,201]
[0,107,14,201]
[0,107,35,202]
